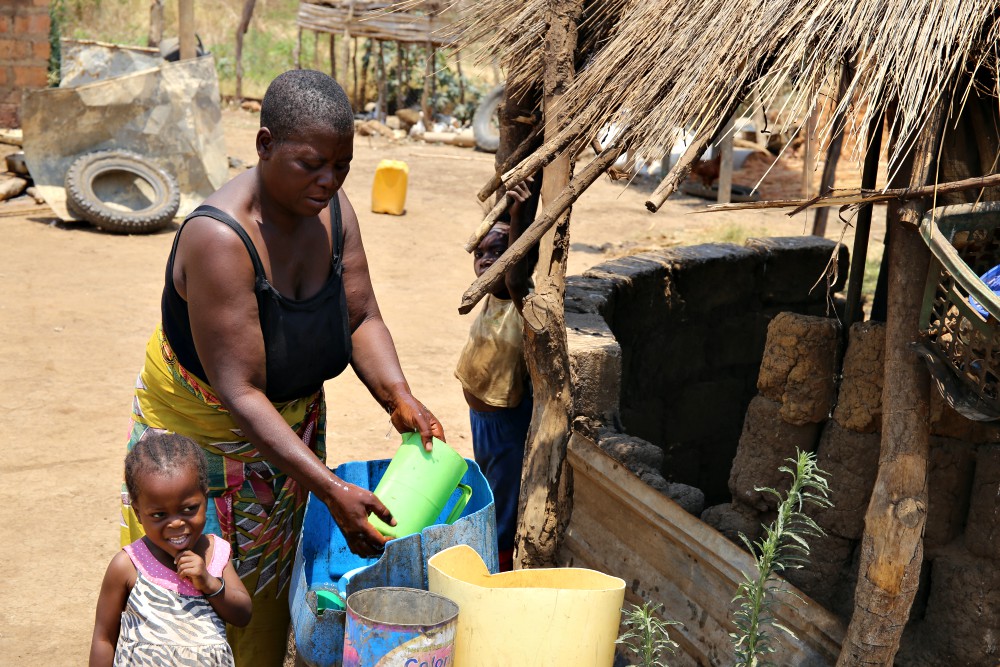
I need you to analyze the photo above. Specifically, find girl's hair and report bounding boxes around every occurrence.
[124,430,209,502]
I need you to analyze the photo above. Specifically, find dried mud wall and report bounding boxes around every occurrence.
[709,315,1000,665]
[565,236,847,507]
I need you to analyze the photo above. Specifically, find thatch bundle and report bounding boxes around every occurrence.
[452,0,999,176]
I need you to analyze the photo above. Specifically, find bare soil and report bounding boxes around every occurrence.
[0,107,882,663]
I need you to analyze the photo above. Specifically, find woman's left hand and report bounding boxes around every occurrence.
[389,393,445,452]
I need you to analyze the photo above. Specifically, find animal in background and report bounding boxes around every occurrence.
[690,150,722,187]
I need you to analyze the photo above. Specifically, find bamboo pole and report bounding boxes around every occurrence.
[234,0,256,101]
[836,103,944,667]
[477,123,543,203]
[460,143,623,314]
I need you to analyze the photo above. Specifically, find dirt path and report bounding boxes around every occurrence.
[0,108,882,663]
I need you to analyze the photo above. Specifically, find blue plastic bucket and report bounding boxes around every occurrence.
[343,587,458,667]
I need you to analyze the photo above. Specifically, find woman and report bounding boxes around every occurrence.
[119,70,444,666]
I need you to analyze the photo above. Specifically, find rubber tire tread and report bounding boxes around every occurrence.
[472,83,505,153]
[64,150,180,234]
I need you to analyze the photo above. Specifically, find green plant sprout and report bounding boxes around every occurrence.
[730,449,832,667]
[616,600,681,667]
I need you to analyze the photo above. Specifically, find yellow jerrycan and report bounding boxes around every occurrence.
[371,159,408,215]
[428,544,626,666]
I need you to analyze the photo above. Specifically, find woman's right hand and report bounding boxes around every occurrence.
[324,479,395,557]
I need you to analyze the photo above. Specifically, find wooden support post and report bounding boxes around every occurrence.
[376,41,386,123]
[295,27,302,69]
[837,104,944,666]
[312,31,319,69]
[812,63,853,236]
[351,38,359,108]
[359,40,371,110]
[455,48,465,106]
[422,42,435,127]
[235,0,257,101]
[801,103,818,230]
[330,32,343,81]
[342,0,355,102]
[514,0,585,571]
[396,42,406,112]
[148,0,164,48]
[178,0,196,60]
[842,111,884,328]
[717,117,734,204]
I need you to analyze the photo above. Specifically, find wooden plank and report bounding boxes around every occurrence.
[561,433,845,665]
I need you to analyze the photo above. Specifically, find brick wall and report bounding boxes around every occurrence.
[0,0,51,128]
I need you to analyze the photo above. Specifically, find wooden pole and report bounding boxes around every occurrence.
[178,0,196,60]
[455,48,465,106]
[513,0,585,571]
[352,38,359,109]
[294,27,302,69]
[801,103,818,231]
[645,133,713,212]
[422,42,435,127]
[477,123,543,203]
[396,42,406,112]
[836,104,944,667]
[376,41,386,123]
[342,0,355,102]
[812,63,853,236]
[717,117,735,204]
[842,112,884,328]
[234,0,257,101]
[148,0,164,48]
[359,40,371,110]
[330,33,336,81]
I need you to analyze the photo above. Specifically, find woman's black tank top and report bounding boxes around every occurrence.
[161,200,353,403]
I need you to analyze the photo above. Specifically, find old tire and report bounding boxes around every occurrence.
[472,83,504,153]
[65,150,180,234]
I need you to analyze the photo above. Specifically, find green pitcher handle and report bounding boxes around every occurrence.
[445,483,473,525]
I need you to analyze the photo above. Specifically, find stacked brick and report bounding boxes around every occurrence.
[0,0,51,128]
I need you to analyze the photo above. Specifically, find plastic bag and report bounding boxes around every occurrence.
[455,296,527,408]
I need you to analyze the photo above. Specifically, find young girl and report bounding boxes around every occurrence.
[90,431,252,667]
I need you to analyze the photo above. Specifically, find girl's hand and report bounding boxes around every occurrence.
[506,177,533,224]
[175,550,220,595]
[389,392,445,452]
[325,480,395,558]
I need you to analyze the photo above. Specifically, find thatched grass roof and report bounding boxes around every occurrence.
[452,0,999,179]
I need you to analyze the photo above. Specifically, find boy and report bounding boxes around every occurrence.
[455,181,535,571]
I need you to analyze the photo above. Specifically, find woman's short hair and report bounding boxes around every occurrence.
[260,69,354,141]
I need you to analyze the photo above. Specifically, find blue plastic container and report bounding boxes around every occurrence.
[290,457,497,667]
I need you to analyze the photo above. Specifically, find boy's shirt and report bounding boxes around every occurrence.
[455,295,527,408]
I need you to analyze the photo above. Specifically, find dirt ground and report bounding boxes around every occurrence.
[0,107,884,664]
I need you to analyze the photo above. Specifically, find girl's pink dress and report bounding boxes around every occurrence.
[113,535,234,667]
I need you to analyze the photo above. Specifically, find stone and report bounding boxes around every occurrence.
[567,312,622,424]
[701,501,767,546]
[729,395,821,511]
[597,431,664,477]
[832,321,885,433]
[782,532,855,613]
[757,312,841,425]
[810,421,880,540]
[640,472,705,516]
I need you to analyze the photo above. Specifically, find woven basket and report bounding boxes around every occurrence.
[919,202,1000,421]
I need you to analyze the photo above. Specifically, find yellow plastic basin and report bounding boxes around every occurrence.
[371,159,408,216]
[427,544,626,666]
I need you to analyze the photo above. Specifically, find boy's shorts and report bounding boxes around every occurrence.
[469,394,533,570]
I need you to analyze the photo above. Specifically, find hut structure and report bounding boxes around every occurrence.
[448,1,1000,665]
[293,0,460,119]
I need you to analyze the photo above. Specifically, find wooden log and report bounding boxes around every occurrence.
[498,116,586,193]
[0,177,28,202]
[234,0,256,101]
[836,103,943,667]
[459,143,624,315]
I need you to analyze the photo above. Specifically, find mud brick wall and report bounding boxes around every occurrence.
[565,235,847,504]
[0,0,50,128]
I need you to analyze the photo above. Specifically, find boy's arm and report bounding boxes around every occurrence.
[89,551,134,667]
[205,561,253,627]
[503,175,540,313]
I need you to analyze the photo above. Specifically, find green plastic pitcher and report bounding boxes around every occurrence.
[368,433,473,538]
